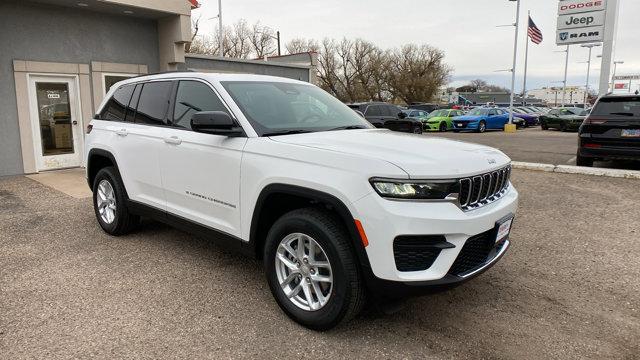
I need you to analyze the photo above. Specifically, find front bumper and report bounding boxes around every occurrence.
[424,122,440,131]
[353,184,518,294]
[453,121,478,130]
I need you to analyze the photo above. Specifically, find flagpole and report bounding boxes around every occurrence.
[522,10,530,105]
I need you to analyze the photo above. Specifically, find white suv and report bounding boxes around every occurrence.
[85,72,518,330]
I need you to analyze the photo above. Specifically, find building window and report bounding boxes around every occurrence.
[103,74,136,94]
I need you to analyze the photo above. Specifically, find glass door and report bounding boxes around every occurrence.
[28,76,83,171]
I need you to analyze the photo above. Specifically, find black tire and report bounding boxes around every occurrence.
[453,129,460,133]
[560,123,567,132]
[439,122,447,132]
[413,125,423,134]
[92,166,139,235]
[477,120,486,133]
[264,208,366,331]
[541,121,548,130]
[576,153,594,167]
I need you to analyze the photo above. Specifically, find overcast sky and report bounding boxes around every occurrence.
[193,0,639,91]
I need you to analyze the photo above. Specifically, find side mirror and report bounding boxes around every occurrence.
[191,111,243,137]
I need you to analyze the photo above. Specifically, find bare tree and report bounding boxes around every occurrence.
[250,22,277,58]
[385,44,452,104]
[227,19,252,58]
[285,38,320,54]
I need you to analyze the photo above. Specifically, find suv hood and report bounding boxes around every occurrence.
[270,129,510,178]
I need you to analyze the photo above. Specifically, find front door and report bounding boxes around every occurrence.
[28,76,83,171]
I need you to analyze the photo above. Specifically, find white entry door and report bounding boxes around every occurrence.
[28,75,83,171]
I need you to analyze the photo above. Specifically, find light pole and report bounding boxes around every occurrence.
[580,43,601,106]
[612,60,624,89]
[555,47,570,107]
[507,0,521,128]
[217,0,223,57]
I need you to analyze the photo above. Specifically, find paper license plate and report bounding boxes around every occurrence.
[621,129,640,138]
[496,217,513,243]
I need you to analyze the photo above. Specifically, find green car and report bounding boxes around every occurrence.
[424,109,465,132]
[540,107,589,132]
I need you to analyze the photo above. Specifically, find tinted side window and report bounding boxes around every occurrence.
[173,81,229,130]
[365,105,381,116]
[100,84,135,121]
[126,84,142,121]
[134,81,173,125]
[385,105,399,117]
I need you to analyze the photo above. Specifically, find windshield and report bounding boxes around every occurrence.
[517,107,533,114]
[592,97,640,118]
[428,109,447,118]
[467,109,488,116]
[221,81,372,136]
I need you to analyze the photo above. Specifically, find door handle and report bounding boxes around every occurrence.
[164,136,182,145]
[115,128,128,136]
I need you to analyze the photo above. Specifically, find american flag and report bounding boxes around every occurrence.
[527,16,543,44]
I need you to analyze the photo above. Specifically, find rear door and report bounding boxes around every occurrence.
[97,81,169,211]
[160,79,247,237]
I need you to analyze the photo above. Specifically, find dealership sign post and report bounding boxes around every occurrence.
[556,0,619,95]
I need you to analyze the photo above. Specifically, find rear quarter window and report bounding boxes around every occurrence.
[99,84,135,121]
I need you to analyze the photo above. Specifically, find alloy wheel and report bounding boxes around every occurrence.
[96,179,116,224]
[275,233,333,311]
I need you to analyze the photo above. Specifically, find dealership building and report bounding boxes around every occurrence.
[0,0,314,176]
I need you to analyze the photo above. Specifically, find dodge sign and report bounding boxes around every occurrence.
[557,0,606,15]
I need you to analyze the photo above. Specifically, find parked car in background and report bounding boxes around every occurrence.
[507,107,539,127]
[424,109,465,132]
[408,102,439,113]
[540,107,588,132]
[401,109,429,122]
[577,94,640,166]
[453,108,519,133]
[348,102,423,134]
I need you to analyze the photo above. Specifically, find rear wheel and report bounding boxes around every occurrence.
[576,152,594,167]
[439,122,447,132]
[264,208,366,331]
[560,122,567,132]
[92,166,139,235]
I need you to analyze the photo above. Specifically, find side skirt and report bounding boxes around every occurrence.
[126,200,255,257]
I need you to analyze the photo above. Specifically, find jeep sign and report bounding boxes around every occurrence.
[557,0,606,15]
[556,26,604,44]
[557,11,605,29]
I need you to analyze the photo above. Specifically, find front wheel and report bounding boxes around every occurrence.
[413,125,423,134]
[477,120,486,133]
[541,121,548,130]
[439,122,447,132]
[264,208,366,331]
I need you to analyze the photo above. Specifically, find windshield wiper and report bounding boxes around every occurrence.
[262,129,313,137]
[327,125,368,131]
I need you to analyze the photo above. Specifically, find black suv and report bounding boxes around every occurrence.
[577,94,640,166]
[408,102,439,113]
[348,102,423,134]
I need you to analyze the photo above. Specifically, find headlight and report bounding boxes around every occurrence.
[370,179,459,200]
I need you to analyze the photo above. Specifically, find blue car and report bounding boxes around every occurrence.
[452,108,512,133]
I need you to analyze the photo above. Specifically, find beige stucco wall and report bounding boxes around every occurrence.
[158,14,192,71]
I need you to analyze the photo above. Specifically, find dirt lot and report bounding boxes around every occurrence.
[430,127,640,170]
[1,171,639,359]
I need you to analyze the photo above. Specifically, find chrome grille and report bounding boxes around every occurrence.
[458,165,511,211]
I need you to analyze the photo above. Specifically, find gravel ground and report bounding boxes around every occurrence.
[1,171,639,359]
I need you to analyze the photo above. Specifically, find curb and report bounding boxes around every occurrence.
[511,161,640,180]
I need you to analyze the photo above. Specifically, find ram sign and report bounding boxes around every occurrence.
[557,0,606,15]
[556,26,604,45]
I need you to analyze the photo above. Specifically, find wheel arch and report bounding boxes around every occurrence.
[249,183,371,270]
[86,148,121,189]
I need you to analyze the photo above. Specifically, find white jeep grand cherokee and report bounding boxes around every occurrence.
[85,72,518,330]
